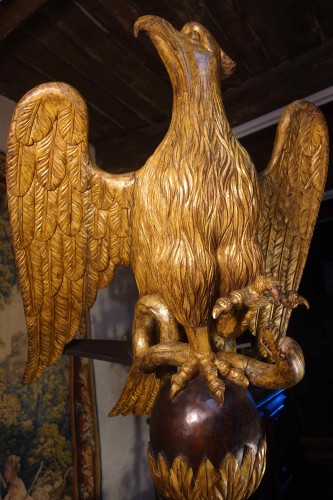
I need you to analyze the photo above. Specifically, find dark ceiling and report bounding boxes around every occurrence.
[0,0,333,174]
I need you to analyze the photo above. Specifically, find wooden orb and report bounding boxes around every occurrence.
[149,374,263,474]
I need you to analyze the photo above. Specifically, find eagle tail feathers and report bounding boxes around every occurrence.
[109,364,160,417]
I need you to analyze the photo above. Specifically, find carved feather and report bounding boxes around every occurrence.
[6,82,135,383]
[251,101,329,338]
[35,181,57,241]
[109,366,160,417]
[40,228,63,297]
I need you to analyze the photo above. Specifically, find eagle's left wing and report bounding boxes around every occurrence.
[250,100,328,340]
[6,82,135,383]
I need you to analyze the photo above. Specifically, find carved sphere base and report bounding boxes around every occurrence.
[148,374,266,499]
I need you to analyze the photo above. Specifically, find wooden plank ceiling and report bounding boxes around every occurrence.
[0,0,333,174]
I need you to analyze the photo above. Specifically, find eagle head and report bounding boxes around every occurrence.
[134,16,235,95]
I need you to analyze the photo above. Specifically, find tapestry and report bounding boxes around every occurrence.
[0,152,101,499]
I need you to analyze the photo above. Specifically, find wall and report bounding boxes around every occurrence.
[0,95,15,153]
[90,269,154,499]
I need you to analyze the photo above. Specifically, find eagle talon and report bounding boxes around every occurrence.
[170,354,225,402]
[170,351,250,404]
[170,359,199,399]
[213,275,282,322]
[214,358,249,388]
[212,297,234,318]
[213,276,310,333]
[279,291,310,310]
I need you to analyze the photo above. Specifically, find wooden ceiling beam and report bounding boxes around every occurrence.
[96,38,333,172]
[0,0,50,42]
[223,38,333,126]
[96,120,168,173]
[0,45,118,143]
[40,0,172,115]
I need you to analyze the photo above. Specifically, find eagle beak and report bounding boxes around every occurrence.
[134,15,161,38]
[134,15,175,39]
[134,15,187,90]
[134,15,181,53]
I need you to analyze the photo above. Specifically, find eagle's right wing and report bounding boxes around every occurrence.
[250,100,328,341]
[6,82,135,384]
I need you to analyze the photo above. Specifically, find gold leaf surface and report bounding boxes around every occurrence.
[148,439,266,500]
[6,82,135,383]
[251,101,328,338]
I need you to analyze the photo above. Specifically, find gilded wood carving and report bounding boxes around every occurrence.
[5,14,329,499]
[148,441,267,500]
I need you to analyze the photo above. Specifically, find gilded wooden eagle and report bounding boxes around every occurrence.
[6,16,328,416]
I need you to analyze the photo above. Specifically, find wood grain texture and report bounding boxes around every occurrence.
[0,44,119,142]
[250,100,329,341]
[39,0,172,115]
[6,16,328,497]
[1,0,333,143]
[6,16,327,415]
[0,0,49,41]
[7,82,135,383]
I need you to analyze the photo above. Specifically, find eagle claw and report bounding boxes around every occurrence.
[170,352,249,405]
[213,275,280,320]
[279,291,309,310]
[212,297,234,318]
[212,275,309,331]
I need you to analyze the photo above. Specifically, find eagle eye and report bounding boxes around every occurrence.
[189,30,201,42]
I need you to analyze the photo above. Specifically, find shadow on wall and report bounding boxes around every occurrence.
[90,267,155,500]
[91,267,138,341]
[119,416,154,500]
